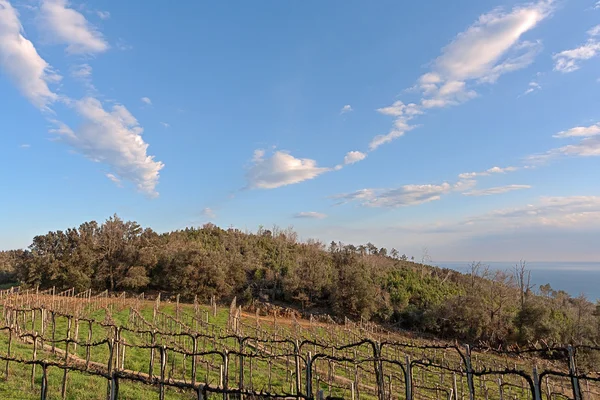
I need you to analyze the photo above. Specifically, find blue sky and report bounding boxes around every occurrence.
[1,0,599,262]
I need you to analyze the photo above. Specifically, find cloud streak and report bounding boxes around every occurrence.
[372,1,551,149]
[554,25,600,73]
[333,183,452,208]
[458,166,518,179]
[294,211,327,219]
[39,0,109,54]
[463,184,531,196]
[0,0,60,110]
[529,122,600,162]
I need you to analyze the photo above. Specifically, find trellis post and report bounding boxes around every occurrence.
[405,355,412,400]
[464,345,475,400]
[567,345,582,400]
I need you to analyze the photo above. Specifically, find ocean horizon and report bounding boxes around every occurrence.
[436,261,600,302]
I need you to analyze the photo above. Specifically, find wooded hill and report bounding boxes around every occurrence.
[1,214,599,348]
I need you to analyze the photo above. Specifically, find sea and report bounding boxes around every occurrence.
[436,262,600,302]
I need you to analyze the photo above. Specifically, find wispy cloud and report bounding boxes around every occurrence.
[53,97,164,196]
[19,144,31,149]
[553,123,600,138]
[0,0,60,110]
[373,0,551,149]
[522,81,541,95]
[38,0,109,54]
[71,63,92,79]
[294,211,327,219]
[340,104,353,114]
[106,173,122,187]
[160,122,170,128]
[333,183,452,208]
[554,25,600,73]
[458,166,518,179]
[141,97,152,105]
[529,122,600,162]
[246,150,330,189]
[201,207,216,219]
[463,184,531,196]
[370,101,422,150]
[96,10,110,20]
[467,196,600,229]
[70,63,95,90]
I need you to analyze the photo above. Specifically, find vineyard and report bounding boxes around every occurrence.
[0,287,598,399]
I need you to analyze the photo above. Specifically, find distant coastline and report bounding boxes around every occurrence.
[437,261,600,302]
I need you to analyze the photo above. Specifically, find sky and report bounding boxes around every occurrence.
[1,0,599,262]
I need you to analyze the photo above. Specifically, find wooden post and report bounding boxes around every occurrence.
[453,373,459,400]
[406,355,412,400]
[223,350,229,400]
[149,330,156,378]
[159,346,167,400]
[106,340,114,400]
[51,312,56,354]
[31,333,38,388]
[86,321,93,369]
[192,336,198,385]
[73,318,79,355]
[567,345,582,400]
[464,345,475,400]
[306,352,313,399]
[61,316,72,400]
[41,363,48,400]
[5,324,12,379]
[294,340,302,397]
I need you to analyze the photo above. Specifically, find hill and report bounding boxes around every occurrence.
[1,214,599,349]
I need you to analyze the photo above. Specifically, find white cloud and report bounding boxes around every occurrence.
[595,1,600,10]
[452,179,477,192]
[433,4,550,82]
[463,184,531,196]
[19,143,31,148]
[39,0,109,54]
[141,97,152,105]
[522,81,541,95]
[553,25,600,73]
[96,10,110,20]
[373,1,550,149]
[201,207,216,219]
[333,183,452,208]
[343,151,366,165]
[0,0,60,110]
[370,105,420,150]
[71,63,92,79]
[553,123,600,138]
[160,122,170,128]
[53,97,164,196]
[588,25,600,37]
[417,2,550,107]
[469,196,600,228]
[70,63,94,90]
[458,166,518,179]
[246,150,329,189]
[106,173,122,187]
[340,104,353,114]
[529,122,600,162]
[294,211,327,219]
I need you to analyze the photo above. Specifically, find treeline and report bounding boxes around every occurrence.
[1,215,599,347]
